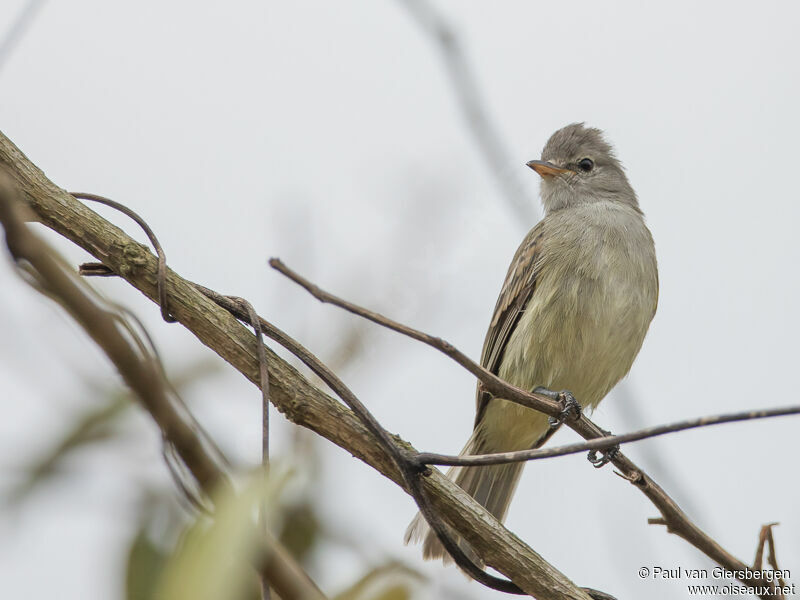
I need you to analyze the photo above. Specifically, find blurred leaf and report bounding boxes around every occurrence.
[155,471,286,600]
[126,523,169,600]
[371,586,409,600]
[333,562,424,600]
[277,501,320,564]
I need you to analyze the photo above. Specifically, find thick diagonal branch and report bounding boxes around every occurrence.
[0,131,593,598]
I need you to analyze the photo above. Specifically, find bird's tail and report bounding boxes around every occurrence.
[404,429,525,563]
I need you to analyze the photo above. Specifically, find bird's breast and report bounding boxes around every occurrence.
[499,203,658,409]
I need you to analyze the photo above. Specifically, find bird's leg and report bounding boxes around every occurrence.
[587,427,619,468]
[532,386,582,427]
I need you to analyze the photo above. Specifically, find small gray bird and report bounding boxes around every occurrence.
[405,123,658,561]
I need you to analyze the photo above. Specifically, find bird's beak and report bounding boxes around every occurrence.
[526,160,571,178]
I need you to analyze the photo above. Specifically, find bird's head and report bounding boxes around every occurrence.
[527,123,638,214]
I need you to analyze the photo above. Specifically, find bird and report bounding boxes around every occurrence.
[405,123,659,562]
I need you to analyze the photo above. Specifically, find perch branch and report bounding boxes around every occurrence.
[415,405,800,466]
[269,258,786,599]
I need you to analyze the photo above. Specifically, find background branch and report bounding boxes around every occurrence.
[397,0,536,224]
[0,0,47,73]
[0,173,325,600]
[0,175,226,496]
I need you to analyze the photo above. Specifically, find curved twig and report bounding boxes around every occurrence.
[416,405,800,466]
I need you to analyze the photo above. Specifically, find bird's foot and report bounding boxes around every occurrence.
[587,428,619,468]
[533,387,582,427]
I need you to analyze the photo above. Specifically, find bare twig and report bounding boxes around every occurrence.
[71,192,175,323]
[268,257,562,419]
[416,405,800,467]
[223,297,270,467]
[753,524,787,589]
[269,257,784,600]
[237,297,271,600]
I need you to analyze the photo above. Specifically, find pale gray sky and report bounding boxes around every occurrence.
[1,1,798,599]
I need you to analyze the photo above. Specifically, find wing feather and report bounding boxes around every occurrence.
[474,221,545,425]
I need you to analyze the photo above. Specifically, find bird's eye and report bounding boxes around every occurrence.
[577,158,594,172]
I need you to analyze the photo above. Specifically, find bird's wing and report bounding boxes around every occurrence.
[474,220,545,426]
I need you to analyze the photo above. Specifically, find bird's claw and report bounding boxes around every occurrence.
[533,387,582,427]
[587,429,619,468]
[587,447,619,468]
